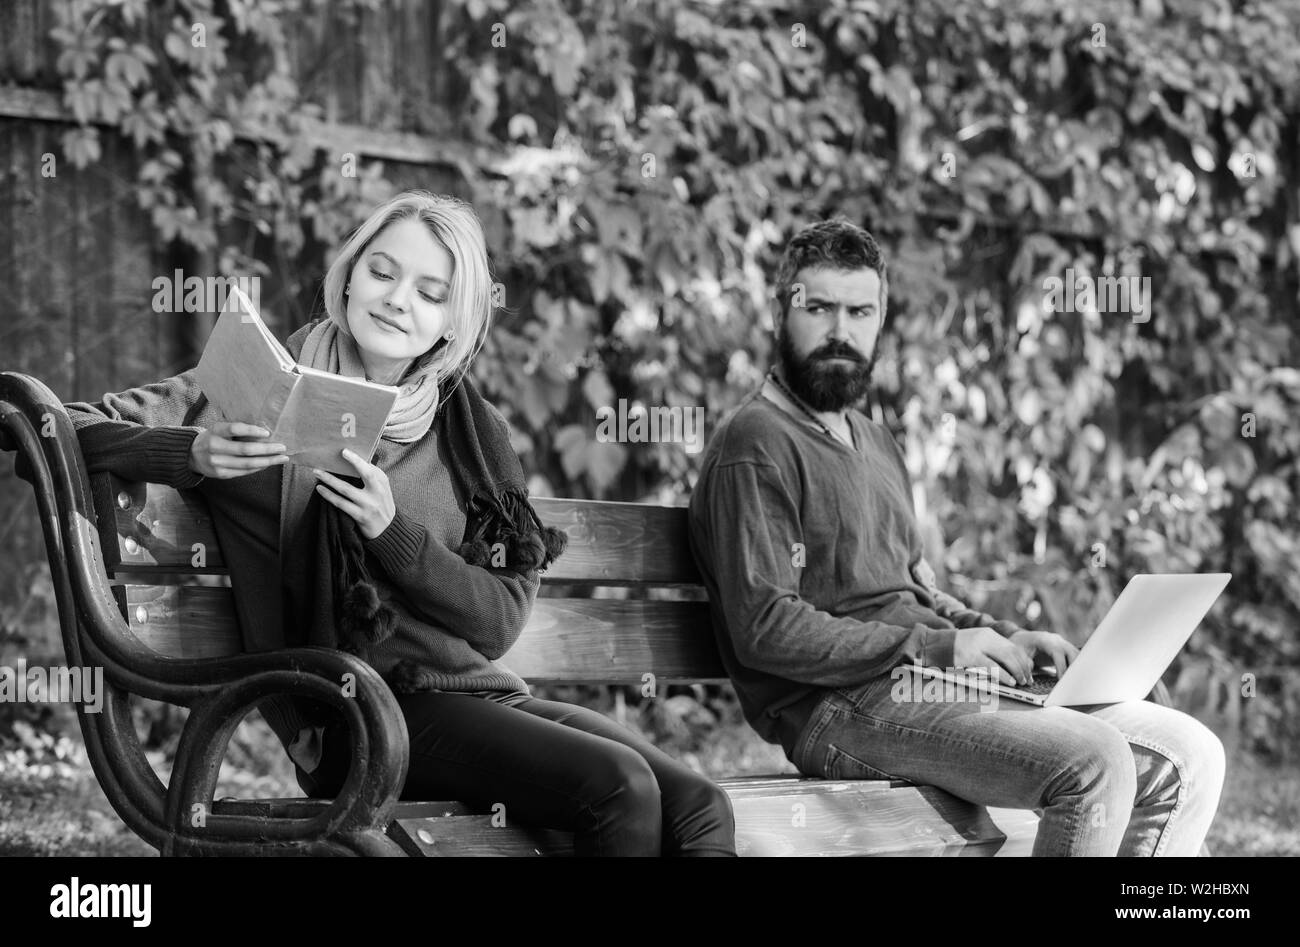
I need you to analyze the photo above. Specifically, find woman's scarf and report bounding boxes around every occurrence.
[279,318,567,653]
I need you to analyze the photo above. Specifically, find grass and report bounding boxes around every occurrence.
[1206,749,1300,856]
[0,711,301,857]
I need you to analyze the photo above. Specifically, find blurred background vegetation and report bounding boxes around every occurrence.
[1,0,1297,854]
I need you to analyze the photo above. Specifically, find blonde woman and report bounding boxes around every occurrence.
[65,191,735,856]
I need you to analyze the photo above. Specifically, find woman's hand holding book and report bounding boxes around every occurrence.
[189,421,291,480]
[311,448,396,540]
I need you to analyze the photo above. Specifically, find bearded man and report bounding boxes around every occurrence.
[687,219,1224,856]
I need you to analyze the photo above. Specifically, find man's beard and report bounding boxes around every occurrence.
[776,329,877,413]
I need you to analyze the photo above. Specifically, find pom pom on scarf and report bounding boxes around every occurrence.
[341,581,396,644]
[540,525,568,564]
[458,539,493,567]
[388,659,440,694]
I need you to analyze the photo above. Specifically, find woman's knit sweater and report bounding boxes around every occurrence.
[62,320,540,754]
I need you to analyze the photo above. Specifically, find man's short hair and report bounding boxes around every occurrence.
[773,218,889,318]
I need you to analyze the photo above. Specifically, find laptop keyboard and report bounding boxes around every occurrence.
[1018,674,1058,695]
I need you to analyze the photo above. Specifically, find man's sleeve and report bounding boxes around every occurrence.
[692,459,956,687]
[910,556,1023,638]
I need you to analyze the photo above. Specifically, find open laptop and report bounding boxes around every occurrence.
[901,573,1231,707]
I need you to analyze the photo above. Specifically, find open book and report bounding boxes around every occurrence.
[194,287,399,475]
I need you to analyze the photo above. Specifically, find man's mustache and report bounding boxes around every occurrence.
[809,344,866,363]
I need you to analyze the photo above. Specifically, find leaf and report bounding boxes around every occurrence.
[507,113,538,140]
[163,29,189,63]
[1220,443,1258,488]
[60,127,101,168]
[554,425,588,480]
[511,206,561,249]
[585,439,627,492]
[582,371,615,410]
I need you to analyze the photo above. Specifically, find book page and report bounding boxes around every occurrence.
[226,285,294,371]
[194,308,299,430]
[276,370,399,474]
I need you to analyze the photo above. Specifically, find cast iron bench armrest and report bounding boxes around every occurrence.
[160,645,410,856]
[0,371,410,855]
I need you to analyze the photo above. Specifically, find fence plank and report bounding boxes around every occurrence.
[0,86,489,171]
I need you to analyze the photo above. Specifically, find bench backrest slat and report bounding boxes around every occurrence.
[93,476,724,684]
[92,476,227,573]
[528,497,702,586]
[109,584,725,682]
[96,483,705,586]
[508,598,723,683]
[112,584,241,659]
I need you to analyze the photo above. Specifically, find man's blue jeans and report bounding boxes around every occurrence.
[791,667,1226,856]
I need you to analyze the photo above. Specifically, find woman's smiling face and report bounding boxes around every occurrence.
[344,216,454,385]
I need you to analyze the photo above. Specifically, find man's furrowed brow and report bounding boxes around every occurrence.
[804,294,878,309]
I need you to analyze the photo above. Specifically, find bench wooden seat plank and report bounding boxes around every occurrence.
[216,773,1021,858]
[214,790,1038,857]
[983,808,1043,858]
[386,778,1015,857]
[728,782,1010,857]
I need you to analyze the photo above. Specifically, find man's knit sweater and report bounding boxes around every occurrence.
[63,320,539,753]
[687,384,1025,760]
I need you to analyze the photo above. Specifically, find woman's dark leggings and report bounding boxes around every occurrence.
[297,689,737,857]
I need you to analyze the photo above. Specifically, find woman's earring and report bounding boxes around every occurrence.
[443,330,455,342]
[344,286,350,297]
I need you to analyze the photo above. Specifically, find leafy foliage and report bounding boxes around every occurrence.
[49,0,1300,755]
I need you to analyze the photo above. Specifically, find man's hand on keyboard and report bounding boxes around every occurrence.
[1008,630,1079,678]
[953,628,1035,686]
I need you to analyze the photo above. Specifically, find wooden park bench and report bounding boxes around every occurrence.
[1,369,1175,856]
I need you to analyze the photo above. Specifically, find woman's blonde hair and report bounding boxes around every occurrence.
[322,190,493,398]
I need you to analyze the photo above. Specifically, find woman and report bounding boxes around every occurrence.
[65,190,736,856]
